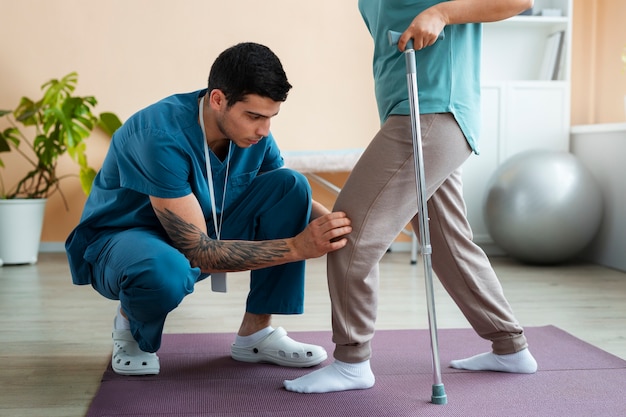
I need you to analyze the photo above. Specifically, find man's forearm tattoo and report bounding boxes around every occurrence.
[154,207,291,271]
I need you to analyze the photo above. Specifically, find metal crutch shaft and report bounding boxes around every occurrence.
[388,30,448,405]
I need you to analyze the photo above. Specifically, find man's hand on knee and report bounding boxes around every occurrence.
[293,211,351,259]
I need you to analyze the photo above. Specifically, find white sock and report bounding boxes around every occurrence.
[450,348,537,374]
[234,326,274,347]
[114,304,130,331]
[284,359,375,393]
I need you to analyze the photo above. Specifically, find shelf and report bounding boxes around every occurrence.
[481,80,568,87]
[571,123,626,135]
[488,15,569,29]
[508,16,568,24]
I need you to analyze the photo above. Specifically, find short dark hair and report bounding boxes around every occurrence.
[208,42,292,106]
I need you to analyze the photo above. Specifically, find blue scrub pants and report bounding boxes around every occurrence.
[89,169,311,353]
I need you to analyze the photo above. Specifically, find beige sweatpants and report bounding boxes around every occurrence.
[329,114,528,363]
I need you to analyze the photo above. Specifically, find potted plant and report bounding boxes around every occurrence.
[0,71,121,265]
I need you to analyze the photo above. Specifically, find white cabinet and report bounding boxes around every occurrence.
[570,123,626,272]
[463,0,573,246]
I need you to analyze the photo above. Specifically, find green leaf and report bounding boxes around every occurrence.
[41,72,78,106]
[98,112,122,136]
[79,166,97,195]
[68,141,88,166]
[0,128,20,150]
[14,97,40,125]
[0,138,10,153]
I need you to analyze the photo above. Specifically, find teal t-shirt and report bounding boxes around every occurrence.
[359,0,482,153]
[66,89,284,284]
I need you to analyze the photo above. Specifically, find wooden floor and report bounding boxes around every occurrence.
[1,251,625,417]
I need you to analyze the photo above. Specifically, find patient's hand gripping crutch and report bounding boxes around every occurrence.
[388,30,448,405]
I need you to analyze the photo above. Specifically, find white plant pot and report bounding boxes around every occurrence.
[0,199,47,266]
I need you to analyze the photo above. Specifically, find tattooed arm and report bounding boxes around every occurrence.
[150,194,351,273]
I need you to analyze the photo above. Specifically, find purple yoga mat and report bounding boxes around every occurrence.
[87,326,626,417]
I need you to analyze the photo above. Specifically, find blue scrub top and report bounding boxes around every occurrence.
[66,89,284,284]
[358,0,482,153]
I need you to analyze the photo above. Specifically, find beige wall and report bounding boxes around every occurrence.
[1,0,624,243]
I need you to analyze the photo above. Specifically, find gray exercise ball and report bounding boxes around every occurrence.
[483,150,603,264]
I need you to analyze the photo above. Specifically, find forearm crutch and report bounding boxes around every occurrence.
[388,30,448,405]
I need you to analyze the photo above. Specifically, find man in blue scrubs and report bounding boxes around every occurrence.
[66,42,352,375]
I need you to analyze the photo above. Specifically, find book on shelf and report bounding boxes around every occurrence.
[539,30,565,80]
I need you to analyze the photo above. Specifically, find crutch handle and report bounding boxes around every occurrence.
[387,30,445,51]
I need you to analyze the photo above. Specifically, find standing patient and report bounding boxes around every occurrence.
[285,0,537,393]
[66,42,352,376]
